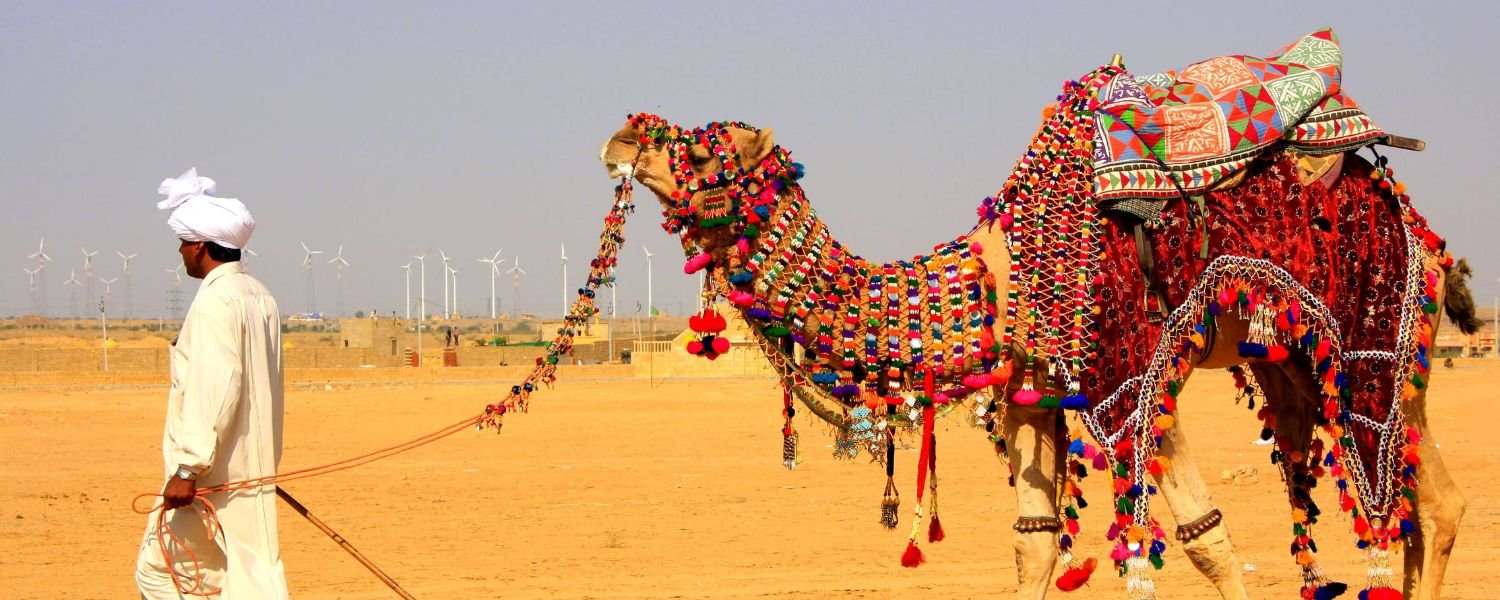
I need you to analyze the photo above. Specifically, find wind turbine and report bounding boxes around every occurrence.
[327,245,349,318]
[438,249,452,319]
[507,256,527,318]
[560,242,569,317]
[413,253,428,365]
[413,254,427,320]
[117,251,137,319]
[400,262,413,320]
[80,246,98,309]
[448,263,460,318]
[64,269,82,318]
[22,267,40,315]
[28,239,52,317]
[100,277,119,303]
[478,249,505,320]
[642,244,655,338]
[301,242,323,315]
[164,265,184,320]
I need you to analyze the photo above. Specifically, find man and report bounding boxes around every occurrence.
[136,168,289,598]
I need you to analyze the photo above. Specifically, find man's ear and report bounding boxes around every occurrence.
[739,128,776,166]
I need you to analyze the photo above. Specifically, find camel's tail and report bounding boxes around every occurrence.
[1443,258,1484,335]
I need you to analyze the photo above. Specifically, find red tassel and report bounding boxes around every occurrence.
[1055,557,1097,591]
[928,514,945,543]
[901,541,925,568]
[1363,587,1401,600]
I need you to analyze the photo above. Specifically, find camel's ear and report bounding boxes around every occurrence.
[740,128,776,165]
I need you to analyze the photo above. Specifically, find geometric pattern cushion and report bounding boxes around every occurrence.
[1092,28,1387,207]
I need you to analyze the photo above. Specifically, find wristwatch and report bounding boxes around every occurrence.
[175,466,199,481]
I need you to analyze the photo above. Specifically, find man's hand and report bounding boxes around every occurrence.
[162,476,198,509]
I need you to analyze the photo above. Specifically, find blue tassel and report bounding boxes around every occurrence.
[1314,582,1348,599]
[1324,452,1336,467]
[728,271,754,285]
[1149,539,1167,554]
[747,307,772,320]
[1068,439,1085,455]
[790,162,806,179]
[1126,484,1143,498]
[1237,341,1269,358]
[1400,519,1416,534]
[1060,394,1090,410]
[810,372,838,385]
[753,205,771,220]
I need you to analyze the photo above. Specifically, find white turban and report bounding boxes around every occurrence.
[157,168,255,250]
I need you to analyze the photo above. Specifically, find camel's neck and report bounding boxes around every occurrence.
[703,180,998,395]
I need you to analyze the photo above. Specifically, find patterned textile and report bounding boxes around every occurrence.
[1091,28,1386,207]
[1079,154,1429,575]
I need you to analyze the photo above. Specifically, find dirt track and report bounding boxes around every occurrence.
[2,363,1496,598]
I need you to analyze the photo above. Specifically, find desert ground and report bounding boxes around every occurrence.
[2,362,1497,599]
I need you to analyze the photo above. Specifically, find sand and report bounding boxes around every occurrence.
[2,363,1496,599]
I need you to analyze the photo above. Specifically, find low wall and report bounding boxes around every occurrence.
[0,364,636,389]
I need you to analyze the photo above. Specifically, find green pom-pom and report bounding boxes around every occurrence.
[1116,497,1134,515]
[1038,395,1061,409]
[764,326,791,338]
[1148,552,1164,569]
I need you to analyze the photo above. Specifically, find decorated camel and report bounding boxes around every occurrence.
[583,29,1476,599]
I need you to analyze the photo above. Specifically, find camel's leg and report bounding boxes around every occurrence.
[1402,386,1466,599]
[1003,404,1063,599]
[1149,382,1250,600]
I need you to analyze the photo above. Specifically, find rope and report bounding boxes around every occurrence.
[133,412,483,596]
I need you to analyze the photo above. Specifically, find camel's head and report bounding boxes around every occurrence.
[601,114,785,252]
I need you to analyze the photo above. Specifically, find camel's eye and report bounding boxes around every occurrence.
[688,146,714,169]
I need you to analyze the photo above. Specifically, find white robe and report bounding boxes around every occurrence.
[137,262,288,599]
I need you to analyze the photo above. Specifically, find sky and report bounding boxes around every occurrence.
[2,1,1498,321]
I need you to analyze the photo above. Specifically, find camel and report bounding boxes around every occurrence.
[597,32,1476,600]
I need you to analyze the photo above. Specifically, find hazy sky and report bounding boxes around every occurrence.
[3,1,1497,320]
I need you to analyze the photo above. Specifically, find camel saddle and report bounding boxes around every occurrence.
[1089,28,1391,221]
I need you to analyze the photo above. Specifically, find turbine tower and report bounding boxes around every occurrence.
[80,246,98,310]
[64,269,82,318]
[478,249,504,320]
[438,249,452,319]
[643,244,655,338]
[27,239,52,317]
[400,262,413,320]
[300,242,323,316]
[327,245,349,318]
[560,242,569,317]
[507,256,527,319]
[116,251,137,319]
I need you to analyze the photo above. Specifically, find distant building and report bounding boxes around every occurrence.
[340,316,407,357]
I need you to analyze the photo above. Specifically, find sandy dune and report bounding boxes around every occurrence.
[2,363,1496,598]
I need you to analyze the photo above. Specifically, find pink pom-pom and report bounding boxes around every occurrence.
[999,214,1014,230]
[963,374,990,389]
[684,253,713,274]
[728,290,755,307]
[970,242,983,255]
[1109,543,1130,561]
[1013,388,1042,406]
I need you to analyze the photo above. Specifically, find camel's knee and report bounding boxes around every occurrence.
[1011,517,1061,581]
[1421,488,1466,547]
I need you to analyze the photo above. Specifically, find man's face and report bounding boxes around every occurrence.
[178,239,206,279]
